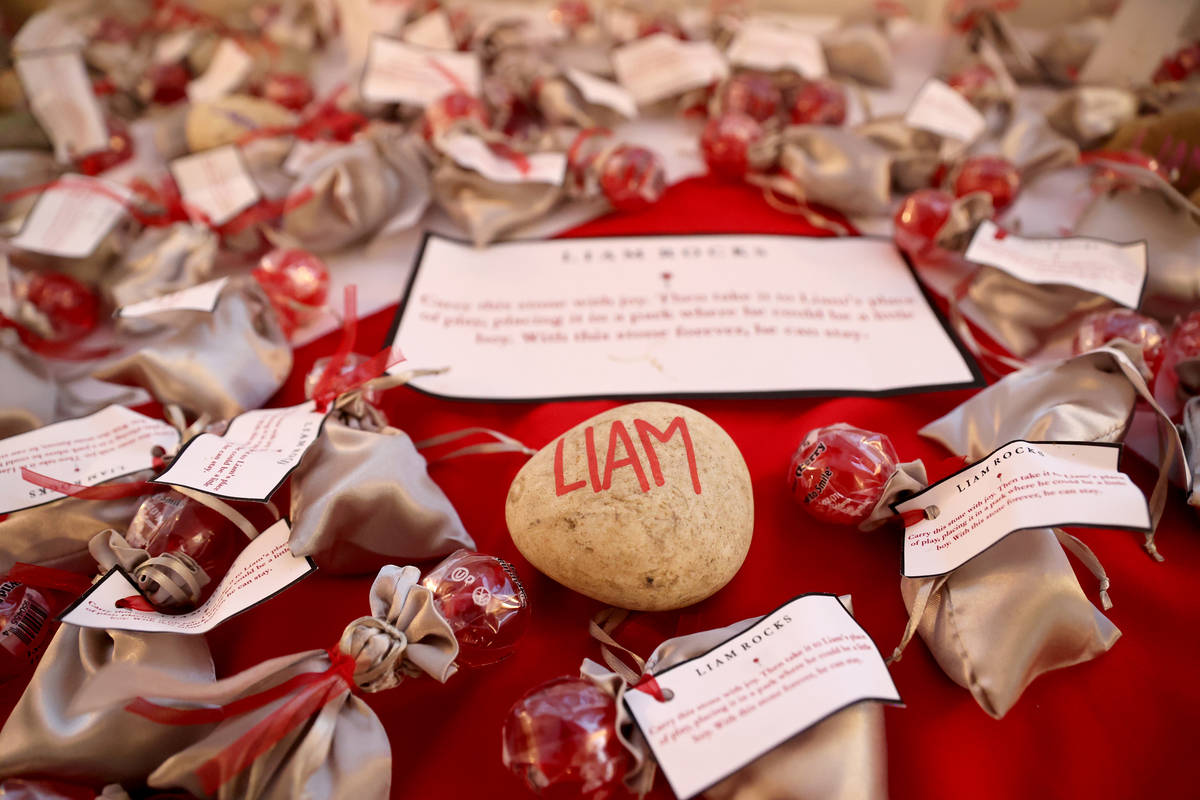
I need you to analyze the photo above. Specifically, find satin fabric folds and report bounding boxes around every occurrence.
[586,598,888,800]
[66,565,459,799]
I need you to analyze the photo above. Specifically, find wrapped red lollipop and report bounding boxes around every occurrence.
[21,271,100,343]
[116,490,254,610]
[893,188,954,258]
[1073,308,1166,382]
[1166,311,1200,396]
[257,72,315,112]
[700,112,765,180]
[954,155,1020,211]
[790,79,848,125]
[568,130,667,213]
[252,247,330,337]
[422,549,529,667]
[788,424,900,526]
[945,63,997,105]
[422,90,491,143]
[502,676,628,800]
[142,61,192,105]
[0,564,92,683]
[717,72,782,123]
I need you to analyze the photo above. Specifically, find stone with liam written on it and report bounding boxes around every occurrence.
[505,402,753,611]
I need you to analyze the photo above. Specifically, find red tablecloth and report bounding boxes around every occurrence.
[4,176,1199,799]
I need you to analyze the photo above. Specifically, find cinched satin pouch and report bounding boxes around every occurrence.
[288,418,476,574]
[585,598,888,799]
[775,127,892,217]
[276,137,404,253]
[0,626,215,785]
[856,118,947,193]
[822,25,893,88]
[92,277,292,421]
[431,160,563,247]
[1047,87,1138,148]
[71,565,459,800]
[104,223,219,310]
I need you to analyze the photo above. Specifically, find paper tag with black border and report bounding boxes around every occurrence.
[10,176,132,259]
[896,440,1151,578]
[612,33,728,106]
[385,233,983,401]
[726,19,826,79]
[0,406,179,515]
[623,593,901,800]
[964,221,1148,309]
[58,519,314,633]
[360,35,481,106]
[152,401,326,502]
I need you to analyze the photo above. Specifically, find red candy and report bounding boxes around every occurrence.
[1074,309,1167,382]
[252,248,330,337]
[502,676,628,800]
[259,72,315,112]
[0,581,54,682]
[124,491,250,610]
[892,189,954,258]
[789,80,848,125]
[1166,311,1200,396]
[552,0,594,30]
[788,424,899,526]
[75,117,134,176]
[1153,41,1200,83]
[700,112,764,180]
[945,63,996,104]
[599,146,666,212]
[719,72,781,122]
[422,550,529,668]
[144,61,191,105]
[954,155,1020,211]
[422,90,491,142]
[25,272,99,343]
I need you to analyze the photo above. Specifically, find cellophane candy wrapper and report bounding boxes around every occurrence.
[252,247,330,338]
[0,571,81,683]
[92,276,291,420]
[422,550,529,668]
[567,130,666,213]
[788,425,900,527]
[502,676,628,800]
[62,565,460,799]
[1073,308,1166,383]
[1163,311,1200,401]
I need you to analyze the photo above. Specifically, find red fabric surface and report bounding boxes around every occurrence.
[4,175,1200,798]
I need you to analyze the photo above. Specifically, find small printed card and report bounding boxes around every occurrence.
[904,79,986,143]
[186,38,254,103]
[170,145,262,226]
[116,277,230,319]
[388,234,981,400]
[964,221,1147,308]
[612,33,729,106]
[726,19,827,79]
[624,594,901,800]
[10,176,132,259]
[360,36,482,106]
[15,51,109,160]
[565,67,638,118]
[153,401,326,501]
[0,406,179,515]
[59,520,315,633]
[402,10,457,50]
[896,441,1151,578]
[440,133,567,185]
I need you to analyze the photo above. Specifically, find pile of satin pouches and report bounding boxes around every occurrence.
[0,0,1198,797]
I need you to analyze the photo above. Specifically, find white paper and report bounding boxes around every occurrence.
[154,30,197,65]
[612,34,729,106]
[565,67,639,118]
[897,441,1151,578]
[10,176,132,259]
[170,145,261,226]
[390,235,980,399]
[904,79,986,143]
[117,277,230,319]
[625,594,900,800]
[440,133,566,185]
[403,10,456,50]
[0,406,179,515]
[60,520,314,633]
[11,5,87,55]
[283,139,339,176]
[186,39,254,104]
[727,19,827,79]
[361,36,481,106]
[0,255,13,318]
[1078,0,1194,86]
[964,221,1147,308]
[15,51,109,160]
[153,402,326,501]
